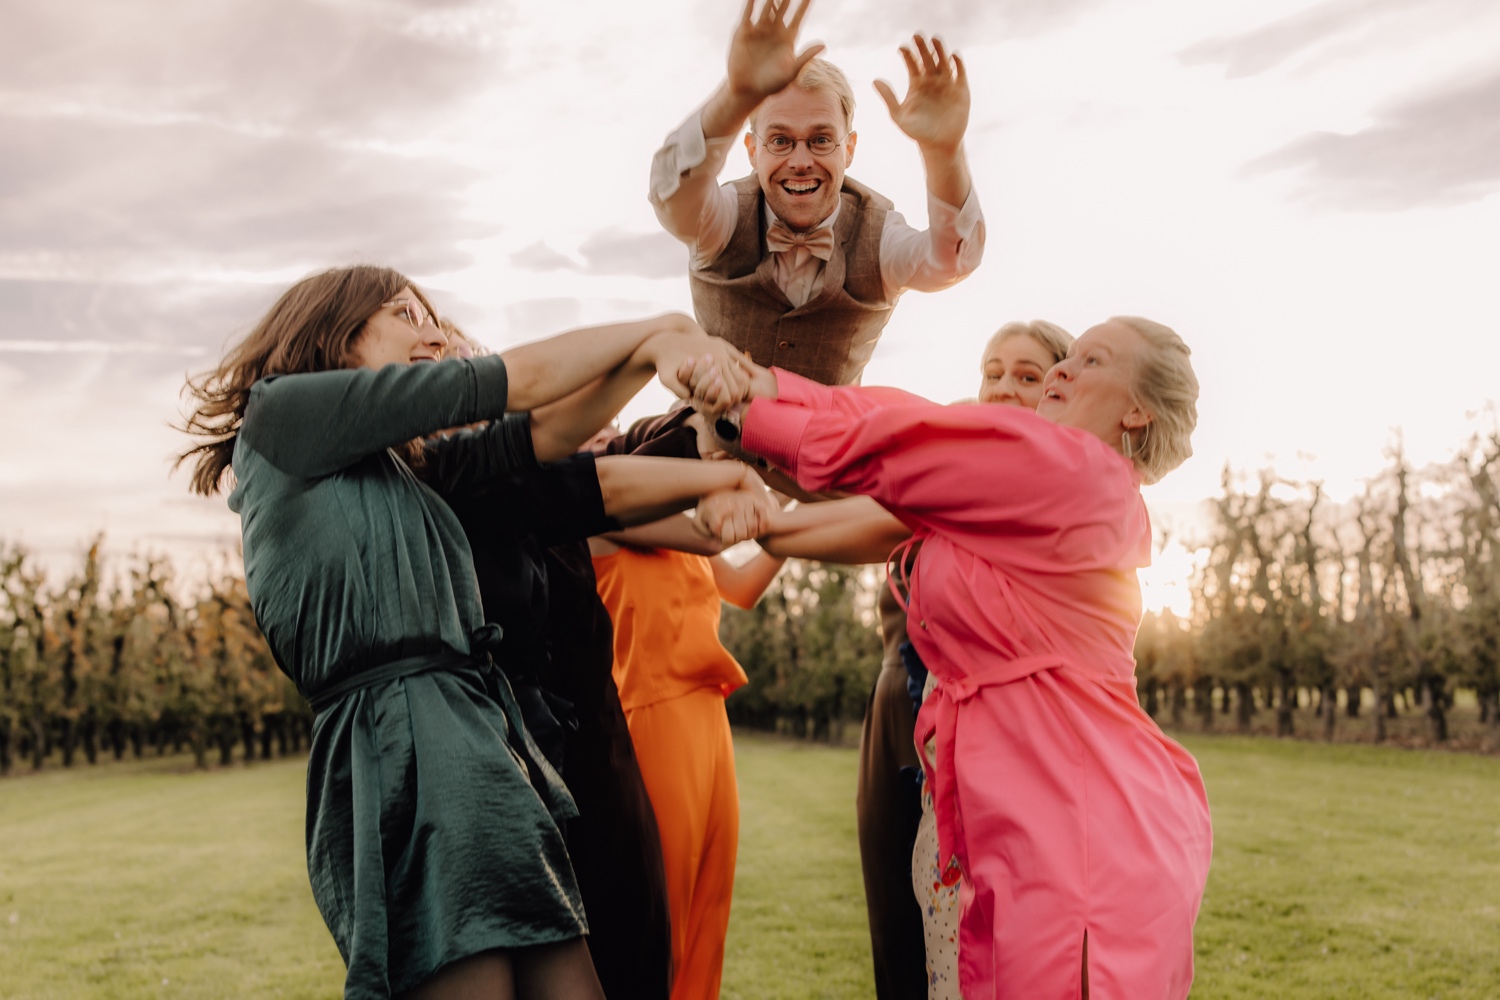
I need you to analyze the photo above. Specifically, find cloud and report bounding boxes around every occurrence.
[578,229,687,279]
[817,0,1111,45]
[1176,0,1490,78]
[505,298,584,339]
[0,278,281,365]
[1244,68,1500,211]
[0,115,489,278]
[510,241,580,272]
[511,229,687,280]
[0,0,511,140]
[1176,0,1408,77]
[0,340,208,355]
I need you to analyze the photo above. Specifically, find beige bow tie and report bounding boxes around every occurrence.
[765,220,836,261]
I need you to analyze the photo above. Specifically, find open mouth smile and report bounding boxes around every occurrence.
[780,179,822,196]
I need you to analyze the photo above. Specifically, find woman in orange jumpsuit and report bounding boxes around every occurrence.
[590,505,784,1000]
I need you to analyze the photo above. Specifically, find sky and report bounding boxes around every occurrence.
[0,0,1496,610]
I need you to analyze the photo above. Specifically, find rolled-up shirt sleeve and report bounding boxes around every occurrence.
[648,108,741,267]
[880,189,986,297]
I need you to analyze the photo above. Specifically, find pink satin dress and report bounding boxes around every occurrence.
[743,370,1212,1000]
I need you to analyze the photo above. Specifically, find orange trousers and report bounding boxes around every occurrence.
[624,687,739,1000]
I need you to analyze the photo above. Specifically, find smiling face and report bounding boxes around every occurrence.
[746,86,856,232]
[978,333,1059,409]
[1036,320,1152,454]
[349,287,447,369]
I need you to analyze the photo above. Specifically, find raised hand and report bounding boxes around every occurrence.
[874,34,970,155]
[727,0,825,102]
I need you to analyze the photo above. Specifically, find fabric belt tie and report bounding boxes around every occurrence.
[304,626,579,825]
[915,653,1068,873]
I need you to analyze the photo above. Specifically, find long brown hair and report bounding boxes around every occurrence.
[178,265,438,496]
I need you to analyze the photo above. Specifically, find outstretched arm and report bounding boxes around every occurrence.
[874,35,985,295]
[595,456,775,535]
[875,34,971,210]
[712,549,788,610]
[503,314,747,421]
[758,495,912,564]
[527,323,747,462]
[650,0,824,248]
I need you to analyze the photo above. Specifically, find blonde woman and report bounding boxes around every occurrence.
[686,316,1211,999]
[755,320,1071,999]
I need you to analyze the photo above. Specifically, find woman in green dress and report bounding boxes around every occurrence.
[179,264,752,999]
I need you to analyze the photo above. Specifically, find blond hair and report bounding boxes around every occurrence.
[987,319,1073,366]
[438,317,489,357]
[750,57,857,132]
[1111,315,1198,485]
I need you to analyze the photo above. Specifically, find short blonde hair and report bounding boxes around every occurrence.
[750,57,857,132]
[1112,315,1198,485]
[439,317,489,358]
[987,319,1073,366]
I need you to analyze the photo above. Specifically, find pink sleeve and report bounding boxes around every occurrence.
[743,374,1141,568]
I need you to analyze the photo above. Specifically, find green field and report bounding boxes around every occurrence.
[2,733,1498,999]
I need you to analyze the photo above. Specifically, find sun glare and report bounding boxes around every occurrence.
[1140,540,1204,618]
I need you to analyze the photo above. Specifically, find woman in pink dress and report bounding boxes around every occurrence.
[685,316,1211,999]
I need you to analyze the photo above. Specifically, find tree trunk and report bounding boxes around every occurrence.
[1345,684,1362,718]
[31,715,46,769]
[1142,677,1159,719]
[241,716,257,765]
[108,718,126,760]
[0,716,11,775]
[82,716,98,765]
[191,728,208,770]
[1276,673,1295,737]
[1235,682,1255,733]
[1322,682,1338,741]
[1372,678,1387,743]
[60,717,77,768]
[129,725,145,759]
[1425,676,1449,743]
[1195,679,1215,731]
[1170,681,1186,728]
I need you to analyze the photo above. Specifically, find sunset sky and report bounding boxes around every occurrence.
[1,0,1495,610]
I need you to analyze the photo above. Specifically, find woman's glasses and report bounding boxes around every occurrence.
[382,298,432,331]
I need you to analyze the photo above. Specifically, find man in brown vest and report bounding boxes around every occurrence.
[649,0,984,387]
[648,7,983,1000]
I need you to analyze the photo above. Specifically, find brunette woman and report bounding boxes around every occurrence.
[180,265,749,999]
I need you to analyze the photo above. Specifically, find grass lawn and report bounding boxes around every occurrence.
[2,733,1498,998]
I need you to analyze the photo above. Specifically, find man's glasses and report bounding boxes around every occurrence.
[382,298,432,332]
[755,133,848,157]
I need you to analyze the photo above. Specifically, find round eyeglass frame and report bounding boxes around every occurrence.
[754,132,849,157]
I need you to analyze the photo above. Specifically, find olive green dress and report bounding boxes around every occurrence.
[227,357,585,999]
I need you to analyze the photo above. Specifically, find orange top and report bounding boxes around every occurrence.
[592,547,748,712]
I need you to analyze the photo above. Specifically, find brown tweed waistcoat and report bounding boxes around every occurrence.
[688,174,895,386]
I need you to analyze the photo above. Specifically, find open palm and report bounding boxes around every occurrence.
[875,34,970,153]
[727,0,825,100]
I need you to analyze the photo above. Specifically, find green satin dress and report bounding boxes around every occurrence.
[227,356,585,999]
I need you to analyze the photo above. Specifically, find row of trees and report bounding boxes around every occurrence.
[1136,432,1500,747]
[5,429,1494,773]
[0,540,308,774]
[721,561,884,742]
